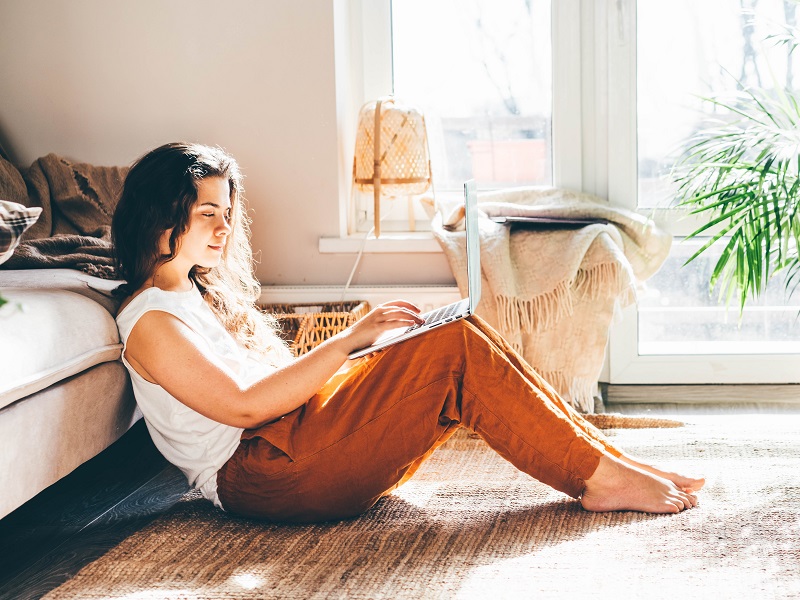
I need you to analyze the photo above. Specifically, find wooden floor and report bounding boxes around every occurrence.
[0,421,189,600]
[1,399,799,600]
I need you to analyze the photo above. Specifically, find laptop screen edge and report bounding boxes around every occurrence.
[464,179,481,312]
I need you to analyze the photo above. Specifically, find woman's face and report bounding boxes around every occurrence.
[161,176,233,270]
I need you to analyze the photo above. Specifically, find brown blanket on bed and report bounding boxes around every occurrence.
[0,153,127,279]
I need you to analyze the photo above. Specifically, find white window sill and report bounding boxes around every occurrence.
[318,232,443,254]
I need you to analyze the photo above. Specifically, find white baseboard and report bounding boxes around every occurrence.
[259,285,461,314]
[606,384,800,405]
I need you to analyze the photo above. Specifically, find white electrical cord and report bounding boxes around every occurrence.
[339,201,402,306]
[339,223,375,307]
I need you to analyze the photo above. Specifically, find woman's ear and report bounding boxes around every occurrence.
[158,228,175,255]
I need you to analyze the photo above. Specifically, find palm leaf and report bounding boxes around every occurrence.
[674,84,800,313]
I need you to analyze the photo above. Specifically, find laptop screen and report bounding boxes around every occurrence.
[464,180,481,312]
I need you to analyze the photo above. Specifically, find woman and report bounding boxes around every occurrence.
[112,142,703,524]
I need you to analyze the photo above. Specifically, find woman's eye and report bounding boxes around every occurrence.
[202,213,214,218]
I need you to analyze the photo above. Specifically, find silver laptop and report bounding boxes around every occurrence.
[490,215,608,226]
[348,179,481,359]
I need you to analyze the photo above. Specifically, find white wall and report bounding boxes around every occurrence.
[0,0,453,286]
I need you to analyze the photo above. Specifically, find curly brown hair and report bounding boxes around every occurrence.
[112,142,286,357]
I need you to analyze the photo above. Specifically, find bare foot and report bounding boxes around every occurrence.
[618,454,705,492]
[580,454,699,514]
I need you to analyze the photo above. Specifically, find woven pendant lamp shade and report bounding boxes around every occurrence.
[353,97,432,237]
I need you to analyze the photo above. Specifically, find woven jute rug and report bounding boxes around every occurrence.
[583,412,684,429]
[45,414,800,600]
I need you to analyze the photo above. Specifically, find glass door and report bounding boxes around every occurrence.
[608,0,800,384]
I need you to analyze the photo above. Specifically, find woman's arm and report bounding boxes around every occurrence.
[124,301,423,429]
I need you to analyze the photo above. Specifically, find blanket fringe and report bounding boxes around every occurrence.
[496,262,631,337]
[496,294,522,338]
[537,369,598,413]
[496,279,574,335]
[574,261,628,301]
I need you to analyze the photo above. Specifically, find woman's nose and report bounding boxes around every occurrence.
[217,218,232,235]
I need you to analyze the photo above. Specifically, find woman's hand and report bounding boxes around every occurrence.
[339,300,425,354]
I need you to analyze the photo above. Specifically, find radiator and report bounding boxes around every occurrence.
[259,285,461,314]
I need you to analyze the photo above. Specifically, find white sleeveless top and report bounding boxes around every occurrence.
[115,286,293,508]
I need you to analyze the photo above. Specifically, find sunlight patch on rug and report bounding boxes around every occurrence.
[229,572,266,590]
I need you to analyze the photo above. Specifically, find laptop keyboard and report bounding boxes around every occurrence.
[407,299,468,332]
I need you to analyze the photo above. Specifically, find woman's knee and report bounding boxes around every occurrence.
[426,318,481,351]
[387,319,494,375]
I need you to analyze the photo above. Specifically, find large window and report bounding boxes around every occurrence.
[352,0,552,234]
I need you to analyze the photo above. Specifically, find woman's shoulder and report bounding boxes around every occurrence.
[116,285,202,335]
[117,287,146,316]
[119,285,199,314]
[117,286,163,317]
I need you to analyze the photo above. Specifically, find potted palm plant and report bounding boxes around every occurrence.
[674,61,800,312]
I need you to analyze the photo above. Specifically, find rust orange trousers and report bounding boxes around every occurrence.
[217,316,623,523]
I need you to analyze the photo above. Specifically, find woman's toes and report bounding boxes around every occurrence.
[675,491,697,510]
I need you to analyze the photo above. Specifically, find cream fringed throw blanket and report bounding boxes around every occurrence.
[431,187,672,412]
